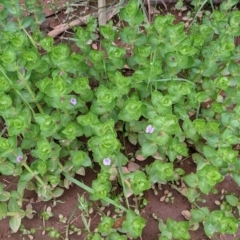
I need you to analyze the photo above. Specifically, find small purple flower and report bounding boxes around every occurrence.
[70,97,77,105]
[103,158,111,166]
[146,125,155,134]
[60,71,64,76]
[16,155,23,162]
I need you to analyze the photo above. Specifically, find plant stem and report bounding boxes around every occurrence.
[117,156,130,209]
[7,211,25,217]
[22,162,46,188]
[25,83,44,114]
[154,78,196,86]
[170,183,201,209]
[63,173,128,212]
[0,66,36,116]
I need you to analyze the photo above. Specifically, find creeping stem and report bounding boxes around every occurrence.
[22,162,46,188]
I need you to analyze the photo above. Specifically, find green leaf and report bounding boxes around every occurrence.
[0,161,15,175]
[77,111,99,127]
[106,232,127,240]
[0,191,10,202]
[17,171,33,193]
[8,198,19,212]
[118,98,143,122]
[203,145,216,161]
[72,77,93,102]
[0,136,17,158]
[119,0,139,22]
[0,202,7,220]
[220,0,239,11]
[6,110,31,136]
[154,15,174,34]
[91,233,101,240]
[99,22,116,41]
[193,118,207,135]
[203,210,222,237]
[1,47,16,64]
[92,85,117,112]
[119,26,137,44]
[50,43,69,64]
[32,138,51,160]
[70,150,92,168]
[147,161,174,184]
[204,222,218,237]
[153,132,170,146]
[166,218,190,240]
[39,37,54,52]
[92,119,116,137]
[142,141,157,158]
[217,147,237,164]
[89,134,120,160]
[0,93,12,109]
[191,208,209,222]
[232,172,240,186]
[32,160,47,176]
[225,195,239,207]
[0,75,11,92]
[98,216,114,234]
[9,215,22,233]
[153,115,181,135]
[35,114,60,138]
[185,188,200,203]
[127,171,151,195]
[214,76,229,90]
[183,174,198,188]
[62,122,83,140]
[121,210,146,239]
[196,165,223,194]
[52,187,64,198]
[91,173,112,200]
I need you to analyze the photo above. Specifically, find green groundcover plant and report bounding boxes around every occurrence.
[0,0,240,238]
